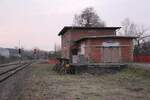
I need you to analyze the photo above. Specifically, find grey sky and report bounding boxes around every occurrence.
[0,0,149,51]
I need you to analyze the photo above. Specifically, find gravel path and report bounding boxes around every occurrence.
[129,63,150,71]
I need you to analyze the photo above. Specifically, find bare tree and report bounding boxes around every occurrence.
[119,18,150,55]
[119,18,149,42]
[119,18,149,37]
[73,7,105,27]
[119,18,137,36]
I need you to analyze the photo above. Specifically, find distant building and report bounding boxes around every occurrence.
[0,48,10,58]
[7,48,19,57]
[58,26,137,64]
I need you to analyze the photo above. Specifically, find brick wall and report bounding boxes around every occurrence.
[61,32,71,59]
[61,28,134,63]
[84,38,134,63]
[70,29,116,41]
[61,29,116,59]
[119,38,133,62]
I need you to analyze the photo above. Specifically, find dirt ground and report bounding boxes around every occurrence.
[17,63,150,100]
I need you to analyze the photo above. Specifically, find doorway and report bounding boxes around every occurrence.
[101,42,121,63]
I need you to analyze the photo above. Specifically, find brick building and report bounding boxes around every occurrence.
[58,26,136,64]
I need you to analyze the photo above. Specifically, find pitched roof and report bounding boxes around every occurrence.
[58,26,121,36]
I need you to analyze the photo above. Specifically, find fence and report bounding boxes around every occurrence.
[48,58,59,64]
[134,55,150,63]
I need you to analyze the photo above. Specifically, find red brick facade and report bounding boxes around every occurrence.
[59,27,136,63]
[60,27,118,59]
[81,38,134,63]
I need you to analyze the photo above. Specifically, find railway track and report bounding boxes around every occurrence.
[0,61,32,83]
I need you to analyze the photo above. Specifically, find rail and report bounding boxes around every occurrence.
[0,61,33,83]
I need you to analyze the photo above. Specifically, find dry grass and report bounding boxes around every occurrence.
[17,64,150,100]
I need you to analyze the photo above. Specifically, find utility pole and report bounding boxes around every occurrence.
[34,48,37,60]
[18,40,21,64]
[54,43,57,53]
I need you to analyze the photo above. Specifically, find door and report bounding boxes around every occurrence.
[102,42,121,63]
[102,47,121,63]
[111,47,121,63]
[103,47,112,63]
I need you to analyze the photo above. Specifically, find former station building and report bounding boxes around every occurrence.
[58,26,136,64]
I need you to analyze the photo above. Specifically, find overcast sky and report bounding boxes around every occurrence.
[0,0,149,51]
